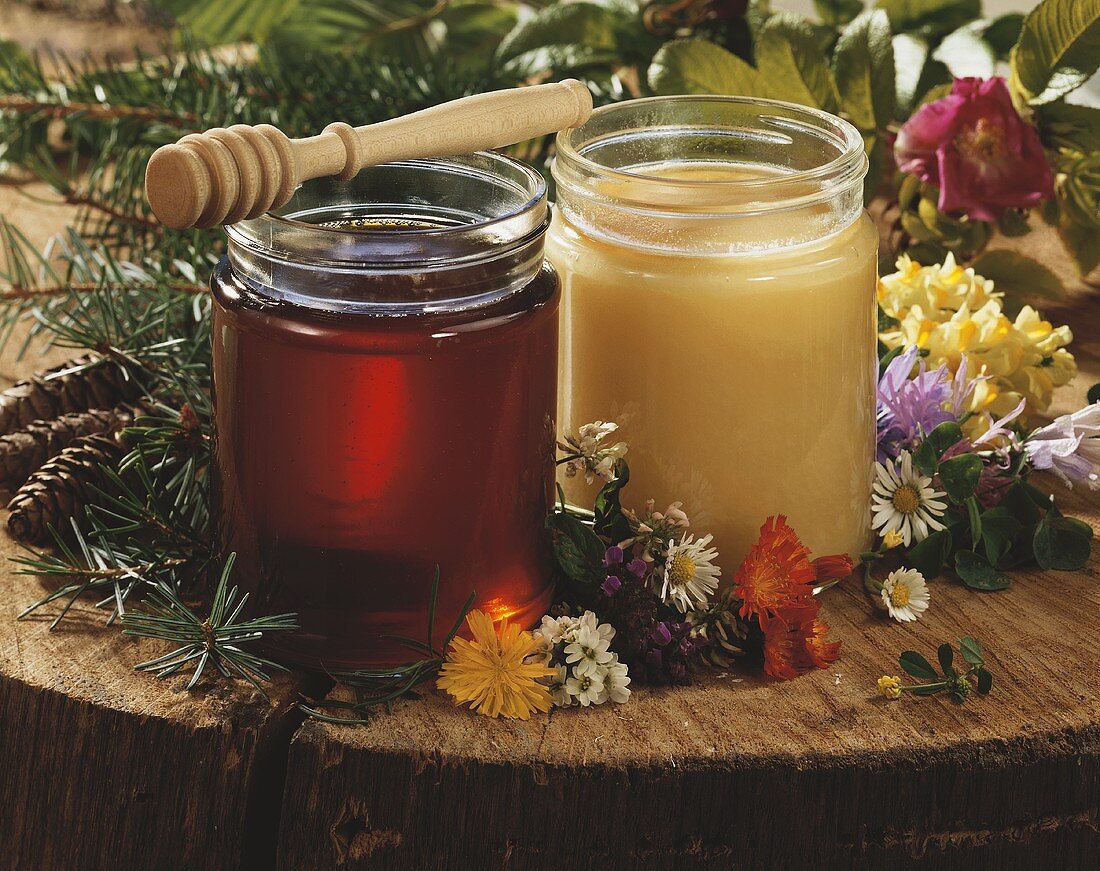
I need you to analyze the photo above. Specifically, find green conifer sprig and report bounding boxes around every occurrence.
[121,554,297,699]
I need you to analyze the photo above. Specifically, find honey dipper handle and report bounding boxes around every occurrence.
[145,80,592,231]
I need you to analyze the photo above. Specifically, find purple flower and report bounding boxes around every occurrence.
[877,347,954,461]
[895,77,1054,222]
[601,574,622,597]
[601,545,647,598]
[650,621,672,646]
[1024,403,1100,490]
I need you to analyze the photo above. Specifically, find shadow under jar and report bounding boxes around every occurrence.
[211,153,559,670]
[547,96,878,567]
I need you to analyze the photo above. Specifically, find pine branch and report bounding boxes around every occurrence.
[121,554,297,700]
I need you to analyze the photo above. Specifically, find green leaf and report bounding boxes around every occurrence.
[899,650,939,680]
[893,33,929,115]
[1039,102,1100,153]
[1010,0,1100,106]
[959,635,984,667]
[545,511,605,584]
[1088,383,1100,404]
[495,2,622,77]
[593,460,633,543]
[969,250,1065,302]
[1034,499,1094,571]
[905,527,952,579]
[976,667,993,694]
[875,0,981,40]
[815,0,864,28]
[1058,213,1100,276]
[648,38,764,96]
[965,496,982,546]
[439,3,521,60]
[955,549,1011,591]
[833,10,895,131]
[756,12,839,112]
[937,642,954,674]
[980,507,1024,568]
[983,13,1026,58]
[938,453,982,503]
[913,421,964,476]
[932,22,997,79]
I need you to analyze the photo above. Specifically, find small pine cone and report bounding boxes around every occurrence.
[688,597,752,669]
[0,404,139,490]
[0,354,144,435]
[6,432,126,544]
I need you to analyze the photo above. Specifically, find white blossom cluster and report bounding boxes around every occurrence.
[532,611,631,707]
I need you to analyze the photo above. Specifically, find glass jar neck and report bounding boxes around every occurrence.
[551,96,868,255]
[225,152,548,315]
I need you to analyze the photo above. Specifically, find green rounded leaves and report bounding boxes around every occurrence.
[1010,0,1100,106]
[755,12,839,112]
[833,9,896,131]
[648,38,764,96]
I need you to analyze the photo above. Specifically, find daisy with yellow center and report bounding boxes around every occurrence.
[880,568,930,623]
[871,451,948,546]
[437,609,554,719]
[659,533,721,613]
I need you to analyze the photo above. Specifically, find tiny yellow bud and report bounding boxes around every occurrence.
[883,530,905,549]
[877,675,903,700]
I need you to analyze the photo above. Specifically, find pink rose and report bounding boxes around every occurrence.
[894,77,1054,222]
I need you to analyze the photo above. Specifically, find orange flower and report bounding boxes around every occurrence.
[812,553,853,584]
[734,515,817,619]
[760,605,842,680]
[801,618,842,670]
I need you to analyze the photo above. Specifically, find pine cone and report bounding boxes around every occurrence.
[0,404,140,490]
[0,354,144,435]
[688,595,752,669]
[6,432,126,544]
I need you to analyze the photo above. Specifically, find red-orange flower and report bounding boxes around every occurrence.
[734,515,816,619]
[760,607,843,680]
[801,618,842,670]
[812,553,853,584]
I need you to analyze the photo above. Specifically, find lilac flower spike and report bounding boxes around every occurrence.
[1024,403,1100,490]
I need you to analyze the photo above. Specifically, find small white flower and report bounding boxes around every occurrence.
[566,670,605,707]
[600,660,631,704]
[563,625,614,677]
[871,451,948,546]
[881,568,930,622]
[558,420,628,483]
[659,533,721,613]
[546,664,572,707]
[1024,402,1100,490]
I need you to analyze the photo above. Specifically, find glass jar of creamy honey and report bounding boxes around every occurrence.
[547,96,877,565]
[211,153,559,669]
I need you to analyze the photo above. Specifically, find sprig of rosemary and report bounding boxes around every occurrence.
[300,569,474,725]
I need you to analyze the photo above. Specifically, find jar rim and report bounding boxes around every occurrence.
[555,95,866,191]
[227,150,548,269]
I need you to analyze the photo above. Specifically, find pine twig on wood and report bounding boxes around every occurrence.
[0,404,140,490]
[0,354,144,435]
[6,432,126,545]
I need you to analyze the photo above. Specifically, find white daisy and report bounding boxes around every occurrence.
[659,533,721,613]
[871,451,948,546]
[566,670,605,707]
[881,568,931,622]
[563,624,614,677]
[599,660,631,704]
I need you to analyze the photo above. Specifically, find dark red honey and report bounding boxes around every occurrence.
[210,260,559,669]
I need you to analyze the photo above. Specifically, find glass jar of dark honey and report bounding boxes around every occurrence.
[210,153,558,669]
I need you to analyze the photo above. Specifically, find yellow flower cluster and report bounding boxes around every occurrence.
[878,254,1076,421]
[877,675,902,700]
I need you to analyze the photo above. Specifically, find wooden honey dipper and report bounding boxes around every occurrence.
[145,79,593,230]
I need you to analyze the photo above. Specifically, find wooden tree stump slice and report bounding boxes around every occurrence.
[0,563,311,870]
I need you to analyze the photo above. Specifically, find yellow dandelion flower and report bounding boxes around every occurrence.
[437,609,554,719]
[877,675,903,700]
